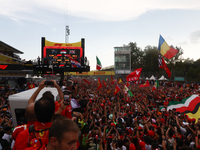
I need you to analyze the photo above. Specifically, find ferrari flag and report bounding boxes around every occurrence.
[126,68,142,82]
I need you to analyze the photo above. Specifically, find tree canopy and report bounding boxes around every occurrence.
[128,42,200,82]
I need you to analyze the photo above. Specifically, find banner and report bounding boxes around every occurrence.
[65,71,115,76]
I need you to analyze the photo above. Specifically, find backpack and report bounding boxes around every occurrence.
[28,124,50,149]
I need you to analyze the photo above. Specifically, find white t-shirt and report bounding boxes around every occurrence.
[2,133,12,143]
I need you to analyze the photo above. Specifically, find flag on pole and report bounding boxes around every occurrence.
[167,94,200,123]
[158,35,178,59]
[97,78,102,90]
[158,54,171,77]
[118,78,123,84]
[152,79,159,91]
[111,75,114,84]
[83,79,90,84]
[139,80,150,88]
[96,56,102,70]
[114,84,120,95]
[126,82,130,87]
[124,85,133,97]
[102,80,107,86]
[126,68,142,82]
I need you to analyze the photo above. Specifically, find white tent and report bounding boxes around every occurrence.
[158,75,167,80]
[32,76,42,79]
[145,77,149,80]
[25,74,31,78]
[149,75,156,80]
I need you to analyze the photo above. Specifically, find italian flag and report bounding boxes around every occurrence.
[167,94,200,123]
[152,79,159,91]
[96,56,102,70]
[124,85,133,97]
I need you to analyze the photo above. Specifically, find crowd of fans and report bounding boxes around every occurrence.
[0,77,200,150]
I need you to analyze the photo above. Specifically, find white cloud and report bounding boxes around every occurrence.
[189,30,200,44]
[1,0,200,22]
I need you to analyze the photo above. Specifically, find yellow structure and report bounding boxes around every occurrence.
[64,71,115,76]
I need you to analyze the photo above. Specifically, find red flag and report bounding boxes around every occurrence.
[97,78,102,90]
[114,84,120,95]
[28,84,35,89]
[158,54,171,77]
[126,82,130,87]
[111,75,114,84]
[126,68,142,82]
[83,79,90,84]
[139,80,150,88]
[152,86,156,92]
[102,80,107,86]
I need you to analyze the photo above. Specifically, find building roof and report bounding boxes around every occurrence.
[0,41,23,54]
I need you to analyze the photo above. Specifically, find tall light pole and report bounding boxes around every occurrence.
[65,25,70,43]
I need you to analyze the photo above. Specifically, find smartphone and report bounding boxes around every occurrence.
[44,81,54,85]
[64,95,70,105]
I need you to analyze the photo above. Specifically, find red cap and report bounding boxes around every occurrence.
[101,103,104,108]
[129,143,136,150]
[148,130,155,137]
[110,123,116,127]
[139,141,146,147]
[138,126,143,131]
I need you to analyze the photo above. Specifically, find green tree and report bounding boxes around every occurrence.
[129,42,144,70]
[143,45,158,72]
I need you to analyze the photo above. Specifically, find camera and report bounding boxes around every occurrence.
[44,81,54,85]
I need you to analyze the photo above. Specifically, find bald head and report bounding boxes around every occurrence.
[25,103,36,122]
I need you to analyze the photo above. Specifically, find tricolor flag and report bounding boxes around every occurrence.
[71,59,81,68]
[139,80,150,88]
[152,79,159,91]
[158,35,178,59]
[96,56,102,70]
[97,78,102,90]
[158,54,171,77]
[114,84,120,95]
[126,68,142,82]
[124,85,133,97]
[167,95,200,123]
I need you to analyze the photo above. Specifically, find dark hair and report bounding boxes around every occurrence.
[49,118,79,143]
[42,91,54,101]
[34,97,55,123]
[118,139,123,148]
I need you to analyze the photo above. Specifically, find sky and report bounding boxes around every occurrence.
[1,0,200,70]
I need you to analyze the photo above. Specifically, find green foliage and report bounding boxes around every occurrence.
[129,42,200,82]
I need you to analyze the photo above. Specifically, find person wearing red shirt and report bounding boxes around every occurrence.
[12,103,36,140]
[13,80,62,150]
[25,117,79,150]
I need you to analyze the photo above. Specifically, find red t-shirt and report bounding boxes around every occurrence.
[55,101,72,119]
[12,121,35,140]
[13,121,52,150]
